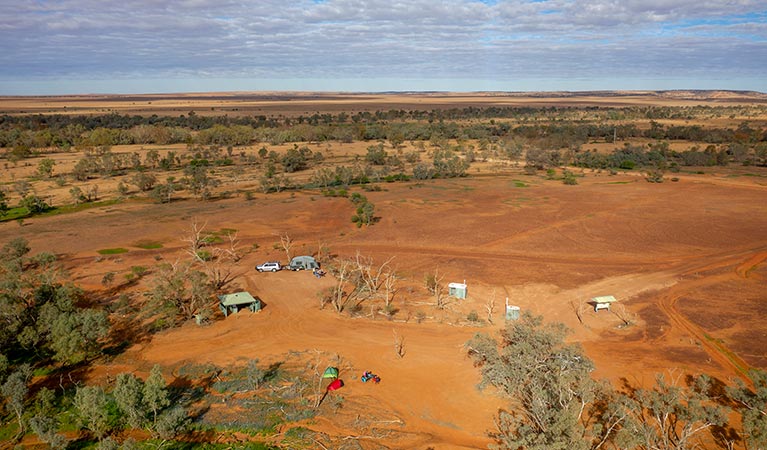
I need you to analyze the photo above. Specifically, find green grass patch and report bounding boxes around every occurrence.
[32,366,55,377]
[132,240,163,249]
[0,206,29,221]
[512,180,528,188]
[200,228,239,244]
[0,198,123,223]
[201,235,224,244]
[97,248,129,255]
[0,421,18,442]
[703,333,750,376]
[603,181,634,184]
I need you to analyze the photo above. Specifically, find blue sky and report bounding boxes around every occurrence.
[1,0,765,95]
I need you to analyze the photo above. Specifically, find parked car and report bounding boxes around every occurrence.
[288,255,319,271]
[256,261,281,272]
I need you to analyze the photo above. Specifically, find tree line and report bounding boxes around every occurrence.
[2,106,766,156]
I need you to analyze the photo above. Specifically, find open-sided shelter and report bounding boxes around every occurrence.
[219,291,262,317]
[591,295,617,312]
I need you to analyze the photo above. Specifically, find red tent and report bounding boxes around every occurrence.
[327,379,344,391]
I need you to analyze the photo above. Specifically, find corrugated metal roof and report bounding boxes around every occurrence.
[591,295,617,303]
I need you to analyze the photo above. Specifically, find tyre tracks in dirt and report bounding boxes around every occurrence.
[653,248,767,383]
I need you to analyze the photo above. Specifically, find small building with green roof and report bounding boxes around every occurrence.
[219,291,262,317]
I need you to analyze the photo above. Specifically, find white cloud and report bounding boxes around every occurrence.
[0,0,765,92]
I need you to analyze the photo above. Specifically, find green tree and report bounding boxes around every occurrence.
[130,172,157,192]
[150,261,212,321]
[433,148,469,177]
[70,186,86,204]
[3,265,108,366]
[113,373,147,429]
[184,164,217,200]
[563,170,578,185]
[154,406,188,440]
[352,201,375,227]
[412,163,435,180]
[151,182,175,203]
[615,373,726,450]
[74,385,112,439]
[365,143,388,165]
[727,369,767,450]
[116,181,129,197]
[0,189,8,216]
[467,313,596,450]
[101,271,115,288]
[1,364,31,438]
[45,306,109,364]
[282,145,312,173]
[21,194,51,213]
[29,413,67,449]
[143,365,170,426]
[144,149,160,168]
[311,167,335,188]
[37,158,55,178]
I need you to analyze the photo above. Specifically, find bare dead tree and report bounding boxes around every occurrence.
[392,329,405,358]
[182,219,207,262]
[383,268,398,308]
[426,269,447,309]
[222,230,243,262]
[570,299,585,325]
[182,219,240,291]
[323,253,396,314]
[353,252,394,300]
[279,232,293,262]
[611,303,635,326]
[330,259,353,313]
[485,290,496,324]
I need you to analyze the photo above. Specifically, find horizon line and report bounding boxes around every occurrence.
[2,88,766,98]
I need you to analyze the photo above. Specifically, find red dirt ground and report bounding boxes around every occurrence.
[3,164,766,448]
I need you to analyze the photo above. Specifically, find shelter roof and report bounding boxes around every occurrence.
[219,291,259,307]
[591,295,617,303]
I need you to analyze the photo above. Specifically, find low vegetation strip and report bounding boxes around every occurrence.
[97,247,129,255]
